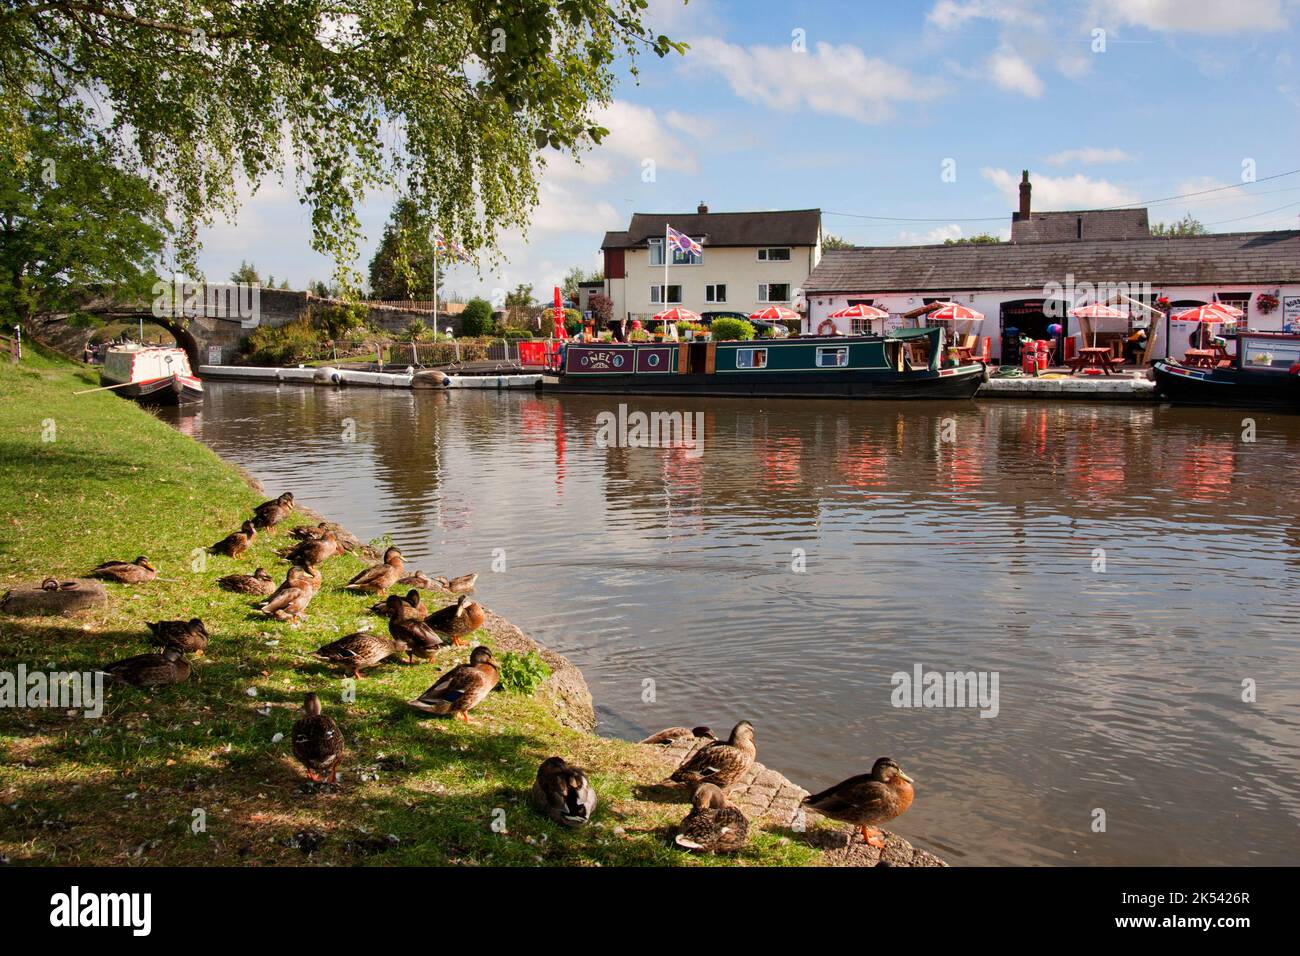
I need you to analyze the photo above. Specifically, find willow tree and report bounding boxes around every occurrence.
[1,1,686,286]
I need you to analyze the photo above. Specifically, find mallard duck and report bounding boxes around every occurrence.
[674,783,750,853]
[369,589,427,619]
[288,521,329,541]
[291,692,344,782]
[396,570,436,589]
[406,645,499,721]
[641,726,717,746]
[253,492,294,529]
[344,546,404,594]
[801,757,915,848]
[89,556,157,584]
[424,594,485,648]
[210,520,257,558]
[218,566,275,595]
[102,648,190,688]
[531,756,597,827]
[257,567,318,621]
[146,618,209,655]
[314,629,408,678]
[433,572,478,594]
[668,720,756,791]
[280,530,339,566]
[385,594,448,660]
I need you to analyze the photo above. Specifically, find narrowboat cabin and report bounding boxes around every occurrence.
[1153,331,1300,410]
[100,345,204,405]
[542,326,985,399]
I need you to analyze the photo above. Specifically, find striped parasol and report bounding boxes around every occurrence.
[651,307,702,324]
[827,304,889,320]
[748,305,800,321]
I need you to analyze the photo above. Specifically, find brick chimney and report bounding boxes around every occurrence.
[697,201,708,214]
[1018,171,1031,219]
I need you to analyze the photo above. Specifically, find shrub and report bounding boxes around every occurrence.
[460,297,494,337]
[312,302,367,339]
[502,328,533,339]
[240,317,323,365]
[564,308,583,336]
[709,317,755,341]
[629,328,650,341]
[589,292,613,325]
[401,319,431,342]
[497,650,552,695]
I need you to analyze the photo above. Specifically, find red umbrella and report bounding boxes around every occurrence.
[927,301,985,323]
[651,307,702,324]
[1068,302,1127,347]
[827,304,888,320]
[552,287,565,339]
[748,305,800,321]
[1211,301,1244,319]
[1174,303,1238,323]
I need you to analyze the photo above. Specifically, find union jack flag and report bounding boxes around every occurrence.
[435,234,472,262]
[666,225,702,258]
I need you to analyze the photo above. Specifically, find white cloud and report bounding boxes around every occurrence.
[928,0,1045,31]
[685,37,946,124]
[1045,147,1132,166]
[1091,0,1288,34]
[988,48,1044,97]
[592,100,699,174]
[896,223,965,245]
[982,167,1140,208]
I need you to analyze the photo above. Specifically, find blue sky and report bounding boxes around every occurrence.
[198,0,1300,298]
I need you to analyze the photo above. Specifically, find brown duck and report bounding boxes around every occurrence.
[395,571,436,589]
[801,757,915,848]
[256,565,320,608]
[406,645,499,722]
[369,589,427,620]
[89,556,156,584]
[384,594,448,660]
[531,756,597,827]
[314,630,408,678]
[103,648,191,688]
[641,725,717,746]
[257,566,318,621]
[253,492,294,529]
[217,567,275,595]
[288,521,329,541]
[291,692,345,783]
[146,618,209,655]
[674,783,750,853]
[424,594,485,648]
[280,530,340,566]
[668,720,756,792]
[210,520,257,558]
[344,547,404,594]
[433,572,478,594]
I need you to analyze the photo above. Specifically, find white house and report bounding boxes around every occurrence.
[802,175,1300,363]
[600,204,822,324]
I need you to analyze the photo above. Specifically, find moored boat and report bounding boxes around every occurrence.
[1153,331,1300,410]
[100,345,203,405]
[542,326,985,399]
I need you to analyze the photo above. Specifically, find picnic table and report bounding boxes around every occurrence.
[1182,349,1218,369]
[1072,346,1120,375]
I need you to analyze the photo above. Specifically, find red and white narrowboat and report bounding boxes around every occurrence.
[100,345,204,405]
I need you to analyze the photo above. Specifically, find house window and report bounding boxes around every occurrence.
[758,283,791,303]
[817,346,848,367]
[735,348,769,369]
[758,247,791,261]
[706,284,727,303]
[1217,293,1250,320]
[648,237,701,266]
[851,318,876,335]
[650,284,682,305]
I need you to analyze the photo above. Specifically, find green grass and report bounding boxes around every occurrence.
[0,347,827,866]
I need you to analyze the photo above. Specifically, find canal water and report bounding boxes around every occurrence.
[164,383,1300,866]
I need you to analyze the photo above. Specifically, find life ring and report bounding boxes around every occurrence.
[817,319,836,336]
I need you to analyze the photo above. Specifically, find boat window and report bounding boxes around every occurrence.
[1241,339,1300,370]
[735,348,768,369]
[816,346,848,367]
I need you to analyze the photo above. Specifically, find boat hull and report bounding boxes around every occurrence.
[544,365,985,399]
[1153,360,1300,411]
[102,373,204,406]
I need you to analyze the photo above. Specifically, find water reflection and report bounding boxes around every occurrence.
[164,384,1300,866]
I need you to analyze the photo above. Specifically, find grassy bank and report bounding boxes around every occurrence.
[0,348,828,866]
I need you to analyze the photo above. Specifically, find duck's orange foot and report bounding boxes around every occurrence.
[860,826,886,848]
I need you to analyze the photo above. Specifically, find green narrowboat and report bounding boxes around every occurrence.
[542,327,986,399]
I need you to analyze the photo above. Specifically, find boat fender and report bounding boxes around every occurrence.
[313,366,342,386]
[817,319,836,336]
[412,370,450,389]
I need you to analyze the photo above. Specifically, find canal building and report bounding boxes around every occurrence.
[600,204,822,324]
[803,173,1300,364]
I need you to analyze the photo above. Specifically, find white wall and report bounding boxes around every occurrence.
[807,285,1300,361]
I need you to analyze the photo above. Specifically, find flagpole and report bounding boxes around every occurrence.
[664,224,670,322]
[433,234,439,336]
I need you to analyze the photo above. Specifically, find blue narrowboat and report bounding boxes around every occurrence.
[542,327,986,400]
[1153,331,1300,410]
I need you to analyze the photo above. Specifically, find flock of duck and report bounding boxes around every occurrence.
[84,491,916,855]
